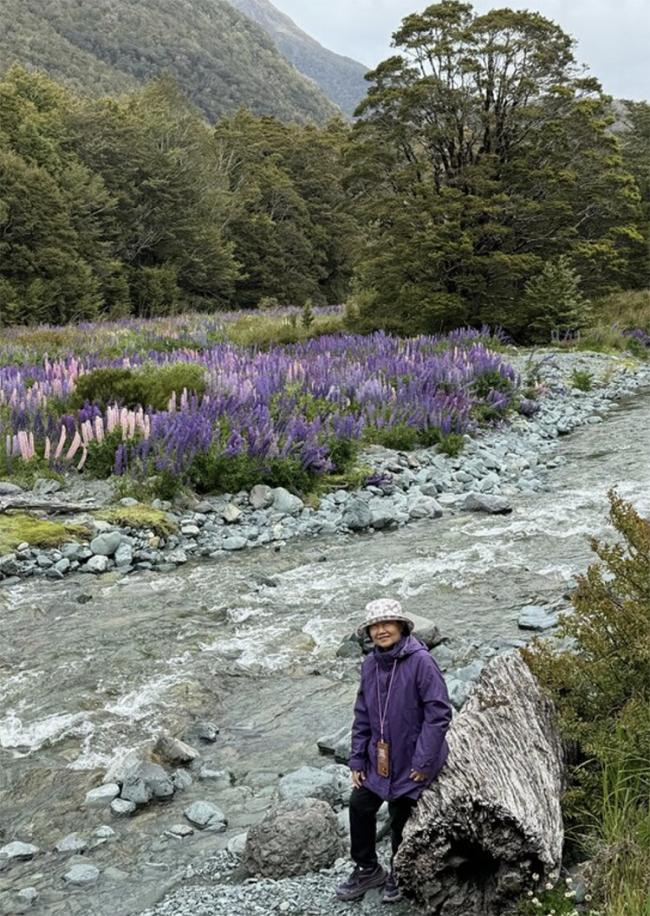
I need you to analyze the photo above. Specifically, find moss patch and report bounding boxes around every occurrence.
[96,505,177,537]
[0,513,88,554]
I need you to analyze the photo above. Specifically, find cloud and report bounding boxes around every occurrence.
[271,0,649,100]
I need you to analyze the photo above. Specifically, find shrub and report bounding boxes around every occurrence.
[570,369,594,391]
[84,429,131,479]
[258,296,281,311]
[366,424,419,452]
[302,298,315,330]
[520,256,593,344]
[437,432,465,457]
[138,362,207,410]
[70,362,206,411]
[70,368,145,410]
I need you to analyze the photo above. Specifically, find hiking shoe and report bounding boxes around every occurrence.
[335,864,387,901]
[382,871,402,903]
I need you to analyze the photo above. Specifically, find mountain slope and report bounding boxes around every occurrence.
[0,0,339,124]
[228,0,369,117]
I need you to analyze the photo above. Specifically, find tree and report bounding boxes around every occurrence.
[519,256,592,343]
[347,1,643,337]
[619,100,650,289]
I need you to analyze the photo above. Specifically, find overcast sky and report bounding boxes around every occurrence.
[271,0,649,100]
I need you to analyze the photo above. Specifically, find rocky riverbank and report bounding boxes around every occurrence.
[2,349,648,586]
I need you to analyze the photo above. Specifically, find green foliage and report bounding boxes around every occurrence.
[84,429,130,479]
[96,505,176,537]
[348,2,642,337]
[0,0,338,125]
[70,363,206,411]
[0,513,88,553]
[570,369,594,391]
[523,491,650,824]
[302,299,315,329]
[436,433,466,458]
[0,458,64,491]
[519,257,593,344]
[188,450,316,495]
[366,424,419,452]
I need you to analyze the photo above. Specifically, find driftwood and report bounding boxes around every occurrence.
[396,653,565,916]
[0,498,98,515]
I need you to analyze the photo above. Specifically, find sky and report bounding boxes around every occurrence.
[271,0,649,101]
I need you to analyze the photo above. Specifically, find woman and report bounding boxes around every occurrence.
[336,598,452,904]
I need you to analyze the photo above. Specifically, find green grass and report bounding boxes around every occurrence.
[95,505,177,537]
[226,312,346,348]
[0,513,88,553]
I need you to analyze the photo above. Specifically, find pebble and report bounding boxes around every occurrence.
[0,841,39,862]
[63,863,100,886]
[85,783,120,807]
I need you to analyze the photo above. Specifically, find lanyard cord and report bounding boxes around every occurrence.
[375,659,398,742]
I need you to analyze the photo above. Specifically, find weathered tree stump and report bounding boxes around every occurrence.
[396,653,565,915]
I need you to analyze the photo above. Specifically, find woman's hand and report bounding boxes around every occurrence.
[409,769,427,782]
[351,770,366,788]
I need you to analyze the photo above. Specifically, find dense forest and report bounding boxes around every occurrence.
[229,0,369,117]
[0,0,338,124]
[0,1,648,340]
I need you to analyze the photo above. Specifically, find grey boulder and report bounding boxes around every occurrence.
[342,498,372,531]
[0,842,39,862]
[278,764,350,809]
[85,784,120,807]
[518,605,559,631]
[63,864,100,886]
[245,798,340,878]
[271,488,304,516]
[249,484,273,510]
[463,492,513,515]
[183,800,227,830]
[154,734,200,766]
[90,531,123,557]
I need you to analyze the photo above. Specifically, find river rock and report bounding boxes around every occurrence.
[92,826,115,840]
[167,823,194,838]
[342,497,372,531]
[172,769,193,791]
[278,764,350,809]
[368,497,397,530]
[317,724,352,757]
[55,833,88,854]
[16,887,39,905]
[194,721,219,742]
[250,484,273,510]
[114,543,133,566]
[227,832,248,855]
[0,554,21,577]
[0,842,39,862]
[222,504,242,524]
[84,555,110,574]
[223,536,247,551]
[336,635,363,659]
[32,477,63,496]
[245,798,340,878]
[271,488,304,516]
[463,492,513,514]
[90,531,122,557]
[518,605,559,631]
[184,800,227,830]
[0,481,23,495]
[408,495,443,519]
[166,548,188,564]
[198,767,232,788]
[111,798,136,816]
[120,761,174,804]
[85,783,120,807]
[154,734,200,766]
[63,864,100,886]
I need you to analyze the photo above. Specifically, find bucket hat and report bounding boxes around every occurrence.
[356,598,415,639]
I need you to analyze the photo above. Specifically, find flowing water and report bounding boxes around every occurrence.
[1,388,650,914]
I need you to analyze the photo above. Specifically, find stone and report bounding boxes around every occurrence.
[114,543,133,567]
[222,504,242,524]
[154,734,200,766]
[412,623,443,649]
[342,497,372,531]
[368,498,397,530]
[336,637,363,659]
[17,887,39,905]
[271,487,304,516]
[181,523,200,537]
[245,798,340,878]
[195,721,219,742]
[120,761,174,804]
[0,554,21,577]
[32,477,63,496]
[184,800,227,831]
[317,725,352,757]
[198,768,232,788]
[250,484,273,510]
[172,769,193,791]
[0,481,23,495]
[54,557,71,575]
[223,536,247,551]
[167,823,194,838]
[518,605,559,631]
[90,531,122,557]
[278,764,350,809]
[63,864,100,886]
[463,492,513,515]
[55,833,88,854]
[0,842,39,862]
[84,555,110,574]
[85,784,120,807]
[408,495,443,519]
[111,798,136,817]
[227,832,248,855]
[92,826,115,839]
[166,548,188,564]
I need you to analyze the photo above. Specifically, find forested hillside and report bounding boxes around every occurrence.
[0,0,339,124]
[228,0,369,117]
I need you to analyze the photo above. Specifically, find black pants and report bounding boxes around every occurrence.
[349,785,417,869]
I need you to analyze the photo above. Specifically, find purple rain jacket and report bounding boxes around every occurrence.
[348,634,452,801]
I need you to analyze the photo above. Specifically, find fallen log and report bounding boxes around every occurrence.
[0,499,98,515]
[396,652,565,916]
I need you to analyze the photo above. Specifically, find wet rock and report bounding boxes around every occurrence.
[408,495,443,519]
[250,484,273,510]
[222,504,242,524]
[63,863,100,886]
[335,636,362,659]
[120,761,174,804]
[0,555,21,577]
[90,531,122,557]
[154,734,200,766]
[167,823,194,838]
[412,623,443,649]
[92,826,115,840]
[184,800,227,831]
[430,643,456,671]
[55,833,88,854]
[172,769,193,791]
[111,799,136,817]
[0,841,39,862]
[227,832,248,855]
[223,536,247,551]
[114,543,133,566]
[342,497,372,531]
[278,764,350,809]
[368,497,398,530]
[198,767,232,788]
[32,477,63,496]
[85,783,120,807]
[245,798,340,878]
[271,487,304,516]
[518,605,559,631]
[166,548,188,564]
[16,886,39,905]
[64,543,92,562]
[317,725,352,757]
[463,492,513,514]
[84,555,110,574]
[195,721,219,742]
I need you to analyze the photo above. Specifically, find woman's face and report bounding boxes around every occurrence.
[369,619,403,648]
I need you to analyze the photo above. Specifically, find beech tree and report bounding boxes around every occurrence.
[348,1,644,337]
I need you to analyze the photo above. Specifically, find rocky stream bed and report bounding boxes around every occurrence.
[1,349,650,915]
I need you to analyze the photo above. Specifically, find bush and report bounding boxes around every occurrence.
[188,450,316,495]
[70,368,144,410]
[519,256,593,344]
[523,491,650,822]
[570,369,594,391]
[366,424,419,452]
[70,362,206,411]
[138,362,207,410]
[84,429,130,479]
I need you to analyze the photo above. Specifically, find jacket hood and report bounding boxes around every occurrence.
[372,634,428,666]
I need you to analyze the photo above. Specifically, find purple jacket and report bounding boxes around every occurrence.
[348,635,452,800]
